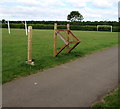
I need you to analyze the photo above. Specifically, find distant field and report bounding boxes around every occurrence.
[2,29,118,83]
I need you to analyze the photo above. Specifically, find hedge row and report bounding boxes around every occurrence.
[2,20,119,26]
[2,24,119,32]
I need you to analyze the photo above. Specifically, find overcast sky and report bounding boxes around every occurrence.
[0,0,119,21]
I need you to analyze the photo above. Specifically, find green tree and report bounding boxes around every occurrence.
[2,19,6,23]
[67,11,84,22]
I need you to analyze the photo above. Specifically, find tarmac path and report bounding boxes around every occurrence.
[3,46,118,107]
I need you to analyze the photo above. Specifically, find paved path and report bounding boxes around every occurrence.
[3,46,118,107]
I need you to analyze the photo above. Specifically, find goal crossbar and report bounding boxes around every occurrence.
[97,25,112,32]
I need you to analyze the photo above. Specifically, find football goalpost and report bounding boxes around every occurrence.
[7,21,10,34]
[6,21,28,35]
[97,25,112,32]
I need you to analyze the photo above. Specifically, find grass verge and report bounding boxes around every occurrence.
[92,88,120,108]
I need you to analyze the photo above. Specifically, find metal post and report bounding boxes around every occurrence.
[111,26,112,32]
[8,21,10,34]
[25,21,28,36]
[97,25,98,31]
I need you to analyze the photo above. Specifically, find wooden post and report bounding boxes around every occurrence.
[27,26,34,65]
[66,24,70,52]
[54,23,57,56]
[67,24,70,30]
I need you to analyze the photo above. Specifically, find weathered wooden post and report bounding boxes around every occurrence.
[54,23,57,56]
[67,24,70,30]
[66,24,70,52]
[53,23,80,56]
[27,26,34,65]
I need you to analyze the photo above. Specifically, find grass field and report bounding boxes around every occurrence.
[2,29,118,83]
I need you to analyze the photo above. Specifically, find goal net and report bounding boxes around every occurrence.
[97,25,112,32]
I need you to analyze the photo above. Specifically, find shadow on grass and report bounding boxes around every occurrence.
[21,51,85,71]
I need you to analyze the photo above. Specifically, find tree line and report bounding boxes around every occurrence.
[2,19,119,26]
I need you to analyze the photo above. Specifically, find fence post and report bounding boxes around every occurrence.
[27,26,34,65]
[54,23,57,56]
[66,24,70,52]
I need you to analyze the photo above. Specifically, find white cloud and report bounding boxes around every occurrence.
[92,0,118,9]
[0,0,118,21]
[81,6,118,21]
[65,0,88,8]
[65,0,118,8]
[92,0,113,8]
[17,0,38,6]
[0,5,69,20]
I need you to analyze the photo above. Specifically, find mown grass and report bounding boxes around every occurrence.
[2,29,118,83]
[92,88,120,108]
